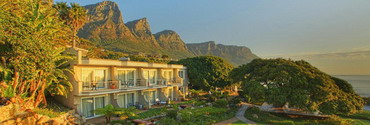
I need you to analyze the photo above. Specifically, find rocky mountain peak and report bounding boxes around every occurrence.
[84,1,122,23]
[78,1,135,41]
[154,30,187,51]
[125,18,157,45]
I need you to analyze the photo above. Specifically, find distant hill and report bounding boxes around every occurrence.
[187,41,258,66]
[77,1,258,65]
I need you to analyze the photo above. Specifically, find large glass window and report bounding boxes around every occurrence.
[118,70,136,87]
[95,70,106,88]
[82,98,94,117]
[81,69,107,90]
[117,93,135,108]
[117,94,126,108]
[81,96,106,118]
[144,70,157,85]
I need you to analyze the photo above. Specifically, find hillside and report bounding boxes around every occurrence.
[187,41,259,66]
[77,1,258,65]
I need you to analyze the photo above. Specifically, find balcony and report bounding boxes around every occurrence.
[82,81,120,91]
[80,81,121,95]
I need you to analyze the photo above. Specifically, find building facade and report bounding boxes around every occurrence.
[55,48,189,118]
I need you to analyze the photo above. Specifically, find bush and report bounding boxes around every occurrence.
[129,108,167,119]
[166,110,178,119]
[213,99,228,108]
[230,97,242,105]
[158,118,179,125]
[195,100,206,106]
[33,108,65,118]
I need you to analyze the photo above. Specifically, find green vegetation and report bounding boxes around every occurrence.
[0,0,79,106]
[244,107,370,125]
[173,56,234,90]
[93,104,137,123]
[33,108,66,118]
[158,106,236,125]
[129,108,167,120]
[231,58,364,115]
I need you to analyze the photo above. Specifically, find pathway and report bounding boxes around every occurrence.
[235,103,256,125]
[214,103,256,125]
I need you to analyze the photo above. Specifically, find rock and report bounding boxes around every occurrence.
[154,30,188,51]
[126,18,158,46]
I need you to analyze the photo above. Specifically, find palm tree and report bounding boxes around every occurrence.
[93,104,137,123]
[54,2,87,47]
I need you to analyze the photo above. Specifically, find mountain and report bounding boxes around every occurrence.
[78,1,135,41]
[154,30,188,51]
[78,1,193,58]
[77,1,258,65]
[187,41,259,66]
[125,18,159,46]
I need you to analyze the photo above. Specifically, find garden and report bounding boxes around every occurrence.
[96,89,241,125]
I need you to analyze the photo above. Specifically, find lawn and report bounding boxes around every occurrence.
[129,107,167,119]
[244,107,370,125]
[157,106,237,125]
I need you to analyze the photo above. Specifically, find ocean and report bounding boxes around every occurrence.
[335,75,370,97]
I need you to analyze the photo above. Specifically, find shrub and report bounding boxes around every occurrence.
[129,108,166,119]
[33,108,65,118]
[158,118,179,125]
[166,110,178,119]
[247,106,261,113]
[213,99,228,108]
[230,97,242,105]
[195,100,206,106]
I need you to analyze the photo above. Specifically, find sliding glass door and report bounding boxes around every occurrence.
[81,96,106,118]
[117,93,136,108]
[118,70,136,88]
[143,70,157,85]
[81,68,107,90]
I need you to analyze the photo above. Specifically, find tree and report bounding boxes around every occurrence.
[0,0,73,106]
[173,56,233,90]
[93,104,137,123]
[54,2,87,47]
[231,58,364,115]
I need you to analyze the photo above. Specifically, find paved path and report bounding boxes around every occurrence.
[214,103,257,125]
[235,103,257,125]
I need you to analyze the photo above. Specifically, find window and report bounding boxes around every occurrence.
[178,71,184,78]
[118,69,136,87]
[144,70,157,85]
[81,96,106,118]
[81,68,108,90]
[117,93,136,108]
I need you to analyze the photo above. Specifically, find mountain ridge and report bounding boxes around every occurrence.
[77,1,258,65]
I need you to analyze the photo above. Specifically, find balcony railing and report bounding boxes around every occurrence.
[120,80,136,89]
[82,81,120,91]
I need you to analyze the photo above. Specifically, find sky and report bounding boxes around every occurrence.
[55,0,370,75]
